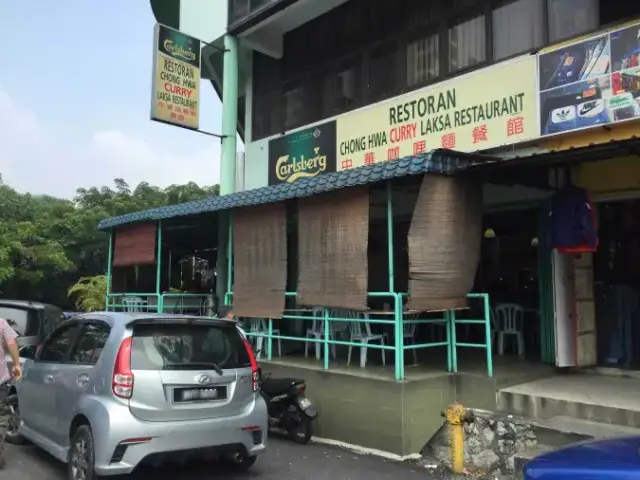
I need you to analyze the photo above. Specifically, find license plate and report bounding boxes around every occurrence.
[174,386,226,402]
[298,397,312,409]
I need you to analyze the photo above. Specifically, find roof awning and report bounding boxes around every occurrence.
[461,137,640,189]
[97,149,496,231]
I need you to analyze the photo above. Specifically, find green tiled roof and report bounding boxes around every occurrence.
[98,149,492,230]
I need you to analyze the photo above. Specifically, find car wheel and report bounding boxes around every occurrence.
[68,425,99,480]
[222,454,257,472]
[4,395,26,445]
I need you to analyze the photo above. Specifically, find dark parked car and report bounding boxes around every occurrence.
[0,300,64,350]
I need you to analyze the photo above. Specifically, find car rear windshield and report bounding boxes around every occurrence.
[131,322,251,371]
[0,306,40,337]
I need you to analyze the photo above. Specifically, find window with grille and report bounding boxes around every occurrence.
[332,62,361,114]
[368,44,398,100]
[229,0,250,25]
[493,0,544,60]
[250,0,271,11]
[283,87,305,130]
[283,81,318,130]
[253,92,274,139]
[547,0,599,43]
[407,34,440,88]
[448,15,486,72]
[228,0,279,26]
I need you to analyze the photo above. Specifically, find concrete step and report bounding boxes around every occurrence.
[496,374,640,427]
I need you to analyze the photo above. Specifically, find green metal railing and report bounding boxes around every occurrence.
[106,293,160,312]
[226,291,404,380]
[106,292,212,315]
[449,293,493,377]
[225,291,492,381]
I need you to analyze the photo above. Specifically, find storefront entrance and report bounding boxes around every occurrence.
[594,198,640,368]
[476,208,543,361]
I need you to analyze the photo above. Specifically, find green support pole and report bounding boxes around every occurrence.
[483,295,493,377]
[155,220,163,313]
[386,182,402,381]
[105,231,113,311]
[387,182,395,292]
[220,34,238,196]
[227,212,233,300]
[323,308,330,370]
[216,35,238,311]
[451,311,458,372]
[216,213,229,311]
[267,319,273,361]
[446,311,452,372]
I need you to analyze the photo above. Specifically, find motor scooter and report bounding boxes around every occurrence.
[258,369,317,444]
[0,380,22,469]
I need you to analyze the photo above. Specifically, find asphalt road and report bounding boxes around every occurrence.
[2,437,441,480]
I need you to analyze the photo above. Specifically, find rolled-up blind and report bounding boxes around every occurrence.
[407,174,482,311]
[112,223,157,267]
[232,203,287,318]
[297,187,369,311]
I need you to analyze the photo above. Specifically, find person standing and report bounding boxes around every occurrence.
[0,317,22,469]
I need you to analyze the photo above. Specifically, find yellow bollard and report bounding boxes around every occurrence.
[442,402,475,474]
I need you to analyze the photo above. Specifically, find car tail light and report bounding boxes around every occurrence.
[242,338,259,392]
[113,337,134,399]
[297,384,306,394]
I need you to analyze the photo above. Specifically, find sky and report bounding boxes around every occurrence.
[0,1,233,199]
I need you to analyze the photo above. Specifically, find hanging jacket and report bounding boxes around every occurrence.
[548,185,598,252]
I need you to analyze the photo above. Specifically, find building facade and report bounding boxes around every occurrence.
[129,0,640,455]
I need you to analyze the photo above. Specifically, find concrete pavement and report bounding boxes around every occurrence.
[2,437,449,479]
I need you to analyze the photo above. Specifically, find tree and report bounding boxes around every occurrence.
[0,185,75,295]
[0,177,219,307]
[68,275,107,312]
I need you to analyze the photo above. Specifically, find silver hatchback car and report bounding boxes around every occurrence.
[10,312,267,479]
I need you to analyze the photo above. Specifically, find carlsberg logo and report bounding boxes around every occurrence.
[275,147,327,183]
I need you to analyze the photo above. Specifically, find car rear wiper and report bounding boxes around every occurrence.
[163,362,224,376]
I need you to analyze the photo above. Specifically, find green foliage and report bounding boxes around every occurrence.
[0,177,218,307]
[68,275,107,312]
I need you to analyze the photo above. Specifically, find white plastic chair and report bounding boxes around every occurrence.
[122,296,145,312]
[494,303,525,357]
[347,313,387,368]
[304,308,337,360]
[490,308,498,346]
[403,315,419,365]
[248,318,281,359]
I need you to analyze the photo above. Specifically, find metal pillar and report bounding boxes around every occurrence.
[216,213,229,311]
[387,182,402,381]
[387,182,395,293]
[216,35,238,311]
[155,220,163,313]
[105,231,113,311]
[227,212,233,297]
[220,34,239,196]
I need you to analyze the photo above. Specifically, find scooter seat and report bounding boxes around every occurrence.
[261,377,305,396]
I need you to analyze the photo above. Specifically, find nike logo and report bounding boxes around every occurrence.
[579,101,598,115]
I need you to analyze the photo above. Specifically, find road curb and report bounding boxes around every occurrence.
[310,436,423,463]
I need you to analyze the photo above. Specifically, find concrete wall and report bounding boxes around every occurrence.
[261,359,556,456]
[261,363,526,455]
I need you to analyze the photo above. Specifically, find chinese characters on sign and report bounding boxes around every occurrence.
[334,56,537,170]
[150,24,201,130]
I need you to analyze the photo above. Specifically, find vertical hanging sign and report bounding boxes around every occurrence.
[150,24,201,130]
